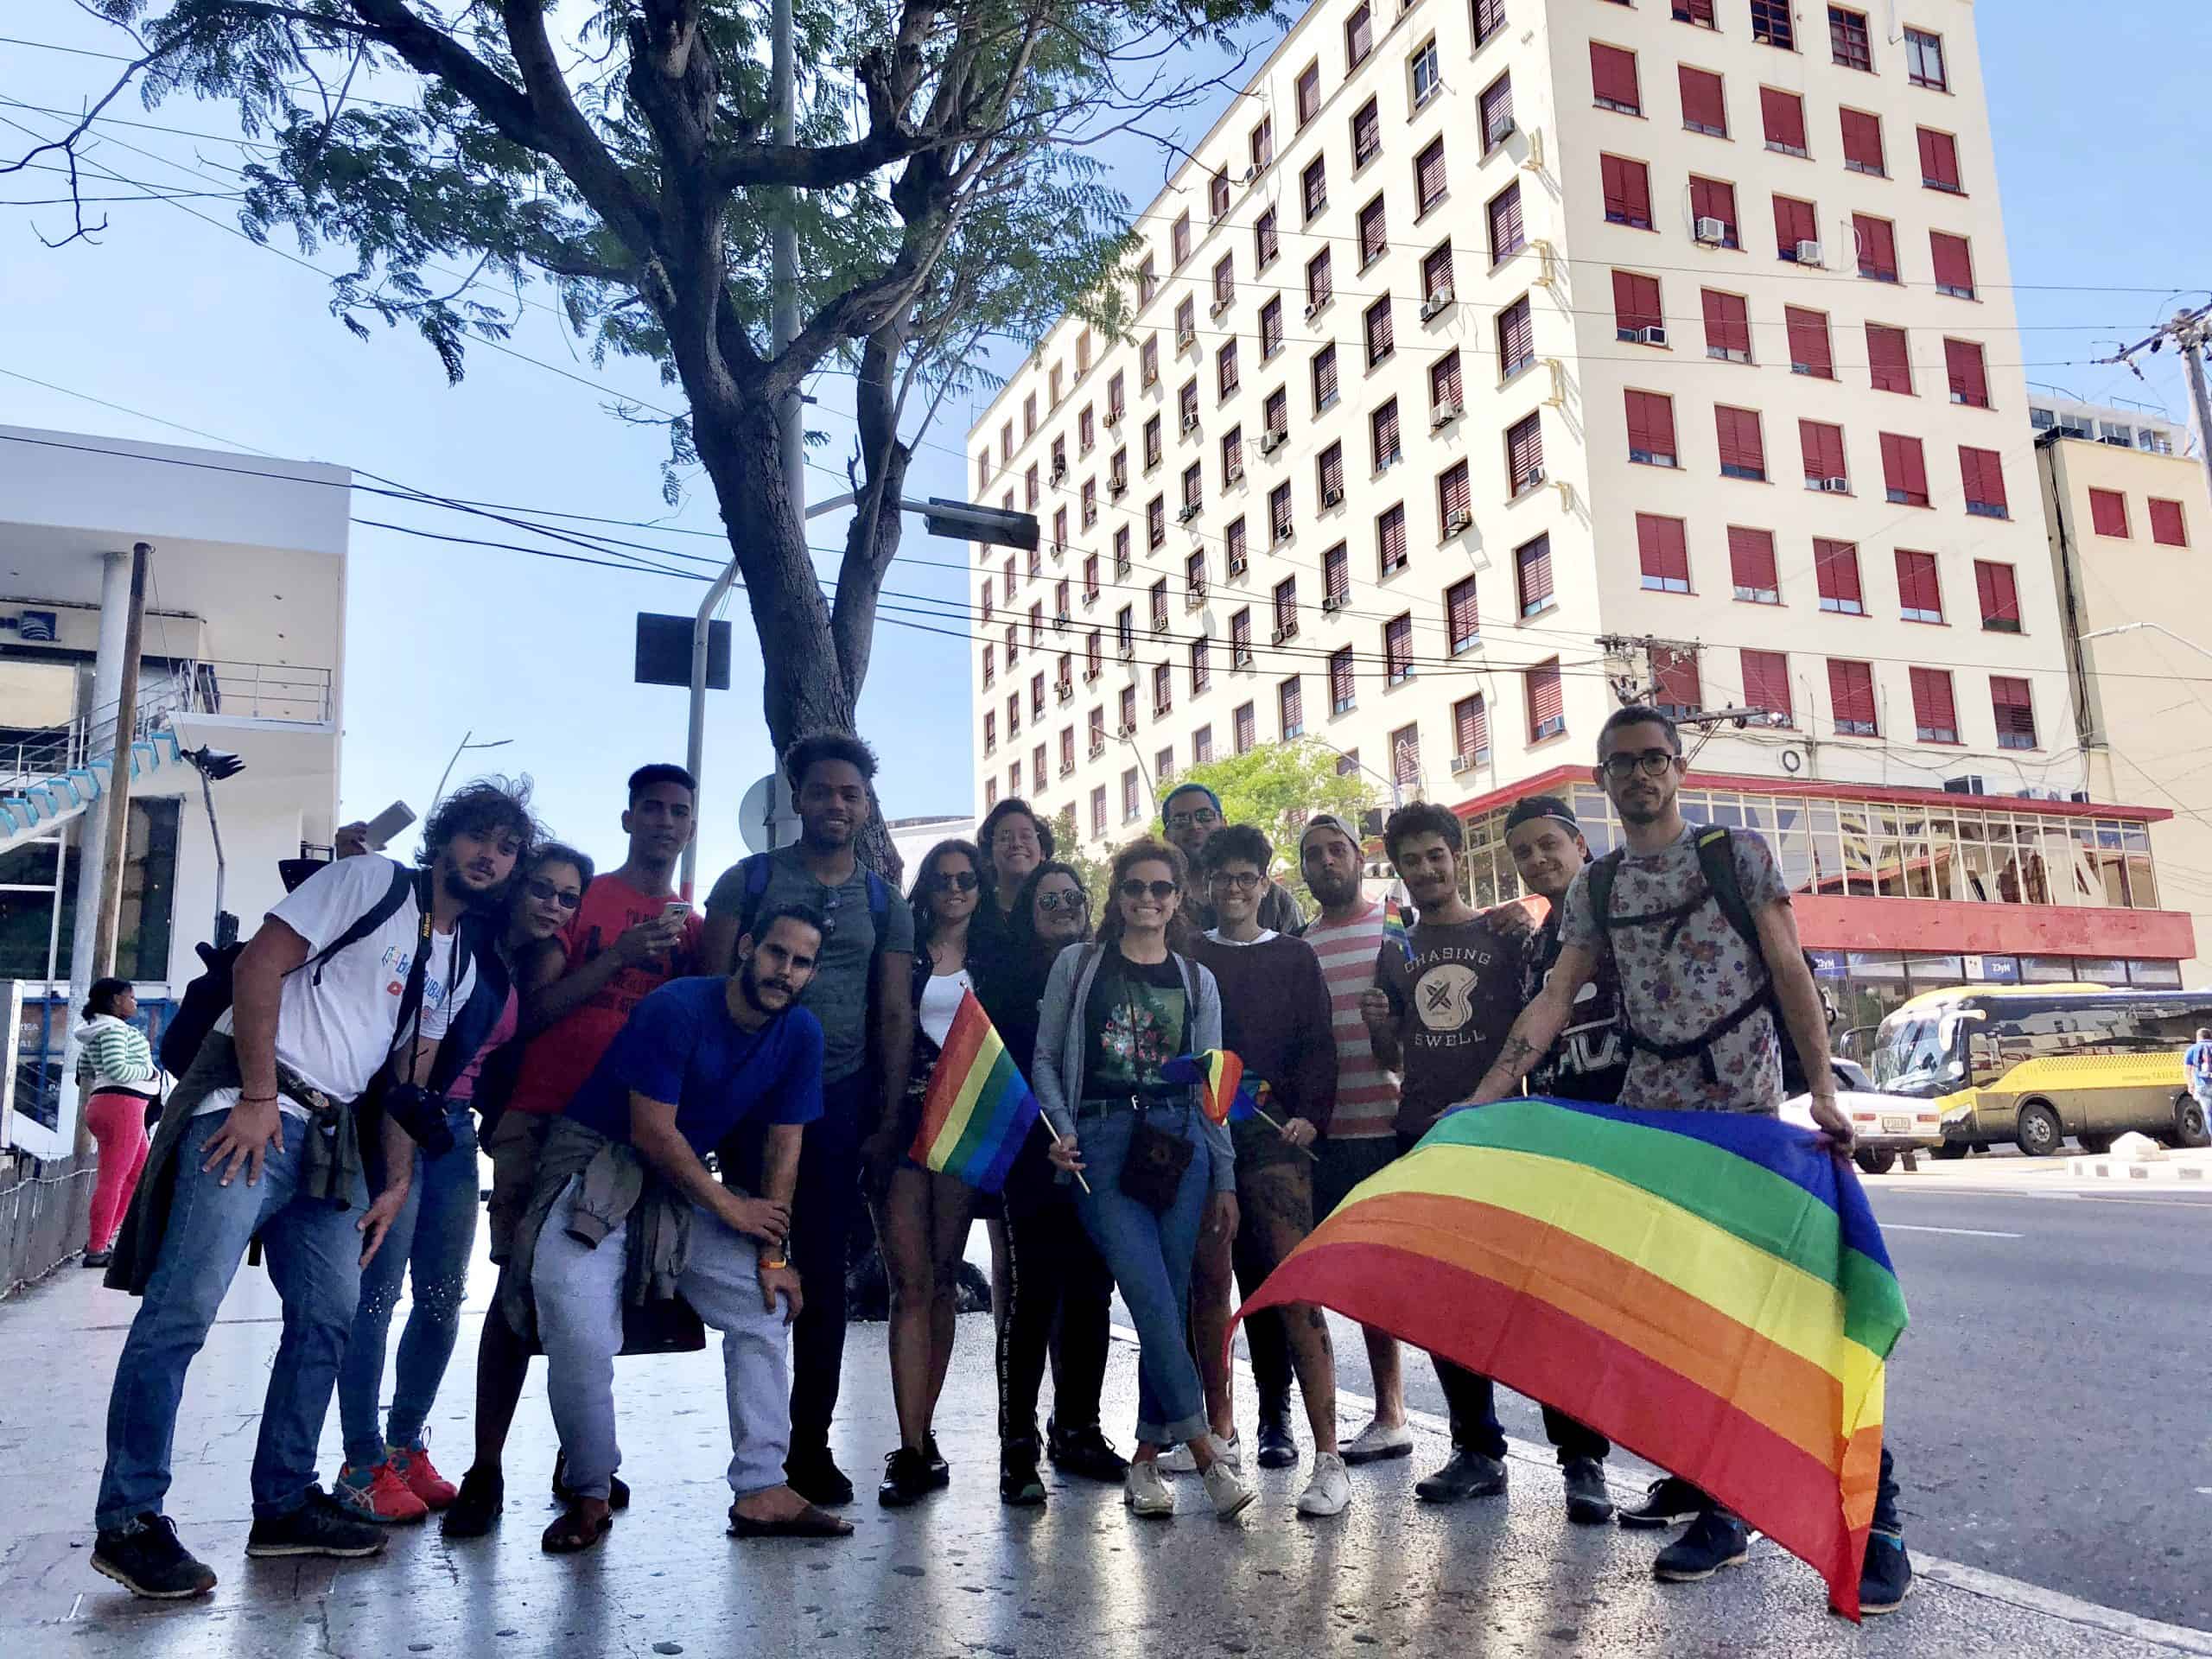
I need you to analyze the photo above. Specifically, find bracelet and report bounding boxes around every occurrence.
[760,1255,790,1271]
[238,1092,281,1105]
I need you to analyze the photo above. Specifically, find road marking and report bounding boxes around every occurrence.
[1884,1223,2023,1238]
[1876,1185,2212,1211]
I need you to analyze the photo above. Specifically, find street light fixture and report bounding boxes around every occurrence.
[182,745,247,948]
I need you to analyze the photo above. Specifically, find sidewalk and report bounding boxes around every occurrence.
[6,1240,2209,1659]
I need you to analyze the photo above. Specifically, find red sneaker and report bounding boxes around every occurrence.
[391,1445,458,1510]
[334,1461,429,1524]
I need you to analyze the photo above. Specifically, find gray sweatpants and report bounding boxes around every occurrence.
[532,1176,792,1501]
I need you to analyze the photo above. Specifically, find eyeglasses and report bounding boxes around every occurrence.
[1165,808,1220,831]
[524,880,583,910]
[1208,870,1262,892]
[930,869,980,892]
[1118,879,1179,902]
[1037,889,1090,913]
[1599,748,1680,781]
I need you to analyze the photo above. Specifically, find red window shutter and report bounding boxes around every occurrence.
[1881,432,1930,504]
[1840,108,1885,173]
[2150,499,2190,547]
[1453,695,1489,760]
[1773,194,1817,251]
[1828,660,1878,732]
[1689,176,1738,233]
[1527,659,1564,734]
[1800,419,1846,481]
[1974,560,2021,629]
[1895,549,1942,619]
[1679,66,1727,134]
[2088,488,2131,537]
[1991,677,2037,747]
[1930,232,1975,296]
[1866,323,1913,394]
[1626,391,1676,460]
[1438,461,1471,519]
[1702,289,1751,356]
[1330,649,1353,706]
[1517,535,1554,613]
[1918,128,1962,190]
[1489,183,1525,260]
[1961,446,2008,514]
[1601,156,1653,226]
[1910,667,1957,740]
[1761,86,1808,151]
[1613,270,1662,333]
[1715,405,1764,475]
[1654,646,1702,712]
[1944,339,1990,407]
[1728,526,1779,597]
[1447,577,1479,646]
[1854,214,1898,278]
[1785,307,1834,378]
[1637,514,1690,585]
[1507,414,1544,490]
[1742,650,1791,720]
[1281,677,1303,733]
[1416,140,1447,211]
[1480,75,1514,145]
[1591,42,1641,111]
[1815,537,1863,606]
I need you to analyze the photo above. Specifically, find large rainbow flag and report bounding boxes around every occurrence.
[907,991,1042,1193]
[1236,1096,1907,1619]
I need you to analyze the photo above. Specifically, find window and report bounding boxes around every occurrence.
[1944,337,1990,408]
[1135,260,1158,309]
[1224,514,1247,569]
[1221,427,1244,483]
[1702,289,1751,360]
[1714,404,1765,479]
[1230,606,1251,656]
[1392,724,1421,788]
[1601,155,1655,229]
[1410,36,1442,108]
[2088,487,2131,538]
[1774,194,1819,260]
[1155,745,1175,785]
[1273,576,1299,635]
[1279,677,1305,740]
[1959,448,2007,517]
[983,709,997,753]
[1930,232,1976,298]
[1352,97,1382,169]
[1829,7,1872,71]
[1427,353,1461,416]
[1191,634,1211,694]
[1437,460,1472,531]
[1147,496,1166,550]
[1785,306,1834,378]
[1613,270,1662,337]
[1992,677,2037,750]
[1910,666,1959,743]
[1385,613,1414,684]
[1421,242,1455,304]
[1801,418,1847,488]
[1516,533,1554,615]
[1234,701,1258,754]
[985,779,999,811]
[1116,606,1133,651]
[1318,442,1345,503]
[1144,415,1162,469]
[1526,658,1565,741]
[1306,250,1334,310]
[1751,0,1795,48]
[1313,342,1340,410]
[1192,725,1214,765]
[1301,156,1329,221]
[1182,461,1204,512]
[1212,255,1236,309]
[1625,391,1678,467]
[1172,211,1192,267]
[1089,785,1106,836]
[1653,646,1703,718]
[1452,694,1490,764]
[1372,397,1404,469]
[2150,499,2190,547]
[1053,507,1069,551]
[1867,322,1913,395]
[1975,562,2022,634]
[1474,0,1507,46]
[1918,127,1963,192]
[1357,195,1389,271]
[1854,213,1899,282]
[1263,386,1288,435]
[1676,0,1717,23]
[1741,648,1792,724]
[1881,432,1930,505]
[1250,116,1274,173]
[1497,294,1535,377]
[1729,525,1780,603]
[1895,549,1943,623]
[1637,513,1691,592]
[1487,181,1525,263]
[1345,1,1373,66]
[1255,207,1280,269]
[1033,743,1047,788]
[1829,659,1878,735]
[1217,340,1240,398]
[1905,27,1948,91]
[1270,481,1294,543]
[1329,649,1355,715]
[1209,169,1230,221]
[1505,412,1543,494]
[1141,335,1160,386]
[1153,661,1173,714]
[1108,371,1126,421]
[1840,108,1885,175]
[1761,86,1808,156]
[1111,449,1129,496]
[1689,175,1738,246]
[1008,691,1021,735]
[1363,296,1395,367]
[1176,294,1196,345]
[1025,463,1041,508]
[1078,408,1096,456]
[1815,537,1865,614]
[1480,73,1515,149]
[1591,42,1641,114]
[1295,60,1321,128]
[1414,139,1447,216]
[1679,66,1727,137]
[1446,576,1479,653]
[1123,768,1141,821]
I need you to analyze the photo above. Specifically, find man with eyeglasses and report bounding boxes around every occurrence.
[1160,783,1303,935]
[1469,707,1912,1616]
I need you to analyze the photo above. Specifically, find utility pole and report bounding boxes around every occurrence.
[89,542,150,976]
[2100,303,2212,503]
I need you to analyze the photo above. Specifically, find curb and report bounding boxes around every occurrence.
[2064,1157,2212,1182]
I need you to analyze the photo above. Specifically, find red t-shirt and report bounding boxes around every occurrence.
[505,874,705,1116]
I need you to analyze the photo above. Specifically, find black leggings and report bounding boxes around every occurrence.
[995,1192,1114,1446]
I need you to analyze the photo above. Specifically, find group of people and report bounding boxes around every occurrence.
[82,707,1912,1618]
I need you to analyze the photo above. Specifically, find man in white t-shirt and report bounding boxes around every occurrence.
[92,783,529,1600]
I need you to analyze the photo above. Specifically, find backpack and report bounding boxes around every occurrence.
[728,851,894,960]
[1582,824,1821,1096]
[158,860,418,1078]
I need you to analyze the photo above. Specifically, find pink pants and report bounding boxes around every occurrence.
[85,1090,153,1254]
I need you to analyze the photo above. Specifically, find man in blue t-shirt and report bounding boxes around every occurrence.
[532,906,849,1547]
[2185,1028,2212,1116]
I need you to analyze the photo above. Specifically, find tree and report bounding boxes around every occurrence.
[22,0,1275,866]
[1177,739,1377,907]
[1047,803,1112,907]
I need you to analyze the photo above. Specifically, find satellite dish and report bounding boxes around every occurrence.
[736,772,802,855]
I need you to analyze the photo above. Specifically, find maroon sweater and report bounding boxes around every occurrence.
[1191,931,1339,1134]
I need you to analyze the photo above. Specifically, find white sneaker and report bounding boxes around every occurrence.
[1339,1419,1414,1465]
[1124,1459,1175,1516]
[1296,1452,1352,1517]
[1203,1458,1256,1519]
[1159,1433,1237,1475]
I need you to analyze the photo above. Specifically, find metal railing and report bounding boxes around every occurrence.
[187,658,334,726]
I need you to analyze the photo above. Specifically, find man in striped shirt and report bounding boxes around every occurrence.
[1294,813,1413,1465]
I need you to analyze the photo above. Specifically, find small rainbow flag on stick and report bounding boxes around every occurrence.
[1162,1051,1318,1161]
[909,991,1046,1194]
[1381,895,1414,963]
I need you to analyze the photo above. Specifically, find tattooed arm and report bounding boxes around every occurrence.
[1468,942,1599,1104]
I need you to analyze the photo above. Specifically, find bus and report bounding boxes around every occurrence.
[1868,984,2212,1157]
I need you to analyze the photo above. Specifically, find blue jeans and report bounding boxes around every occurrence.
[1071,1103,1212,1447]
[97,1109,370,1529]
[336,1103,480,1469]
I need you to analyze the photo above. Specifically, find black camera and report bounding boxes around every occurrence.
[382,1082,454,1156]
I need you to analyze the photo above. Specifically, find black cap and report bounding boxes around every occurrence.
[1503,794,1581,836]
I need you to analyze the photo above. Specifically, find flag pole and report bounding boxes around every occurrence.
[1035,1114,1092,1194]
[1248,1105,1322,1162]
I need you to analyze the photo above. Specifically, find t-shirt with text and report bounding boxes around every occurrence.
[1376,907,1533,1138]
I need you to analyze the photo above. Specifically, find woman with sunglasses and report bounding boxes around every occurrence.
[978,861,1125,1505]
[871,839,988,1508]
[1033,838,1252,1519]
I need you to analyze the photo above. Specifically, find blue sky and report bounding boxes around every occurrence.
[0,2,2205,887]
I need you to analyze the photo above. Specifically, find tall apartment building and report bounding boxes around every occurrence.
[964,0,2193,1024]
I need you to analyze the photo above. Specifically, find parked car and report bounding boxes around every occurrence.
[1782,1057,1943,1175]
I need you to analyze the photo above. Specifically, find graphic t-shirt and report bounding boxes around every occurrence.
[563,976,823,1156]
[1522,908,1629,1106]
[505,875,703,1116]
[1376,907,1533,1138]
[1299,900,1402,1140]
[202,855,475,1118]
[1560,823,1791,1115]
[1082,953,1188,1094]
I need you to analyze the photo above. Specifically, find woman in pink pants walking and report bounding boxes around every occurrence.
[77,977,161,1268]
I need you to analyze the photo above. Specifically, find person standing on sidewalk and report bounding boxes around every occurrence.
[1469,706,1912,1616]
[89,785,523,1599]
[78,978,161,1269]
[702,731,917,1510]
[2184,1027,2212,1124]
[1361,802,1616,1525]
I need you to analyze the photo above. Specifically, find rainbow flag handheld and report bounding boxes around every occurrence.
[908,991,1043,1194]
[1381,894,1414,963]
[1236,1097,1907,1619]
[1161,1049,1252,1126]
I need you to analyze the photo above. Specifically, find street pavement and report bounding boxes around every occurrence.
[7,1175,2212,1659]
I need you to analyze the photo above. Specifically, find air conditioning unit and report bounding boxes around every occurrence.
[1419,286,1455,321]
[1446,509,1473,535]
[1054,611,1071,630]
[1272,622,1300,645]
[1089,738,1106,758]
[1233,645,1254,667]
[1450,751,1489,775]
[1118,640,1135,660]
[1116,721,1135,738]
[1533,714,1567,741]
[1227,554,1248,576]
[1950,390,1974,405]
[1185,588,1205,610]
[1794,239,1823,265]
[1104,408,1123,428]
[1488,118,1516,146]
[1821,475,1851,493]
[1081,588,1097,608]
[1258,430,1287,455]
[1323,486,1345,509]
[1178,502,1201,523]
[1150,613,1168,632]
[1109,480,1128,499]
[1177,327,1196,351]
[1210,297,1231,319]
[1303,300,1324,321]
[1225,463,1245,484]
[1180,415,1200,435]
[1694,216,1729,245]
[1708,346,1751,365]
[1636,325,1668,347]
[1321,594,1348,614]
[1142,370,1160,389]
[1520,469,1546,493]
[1056,682,1074,703]
[1431,400,1463,429]
[1082,665,1101,683]
[1051,462,1066,483]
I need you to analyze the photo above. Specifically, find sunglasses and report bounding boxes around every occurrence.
[524,880,583,910]
[1038,889,1090,913]
[929,869,981,892]
[1118,879,1179,902]
[1599,748,1680,781]
[1165,808,1220,831]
